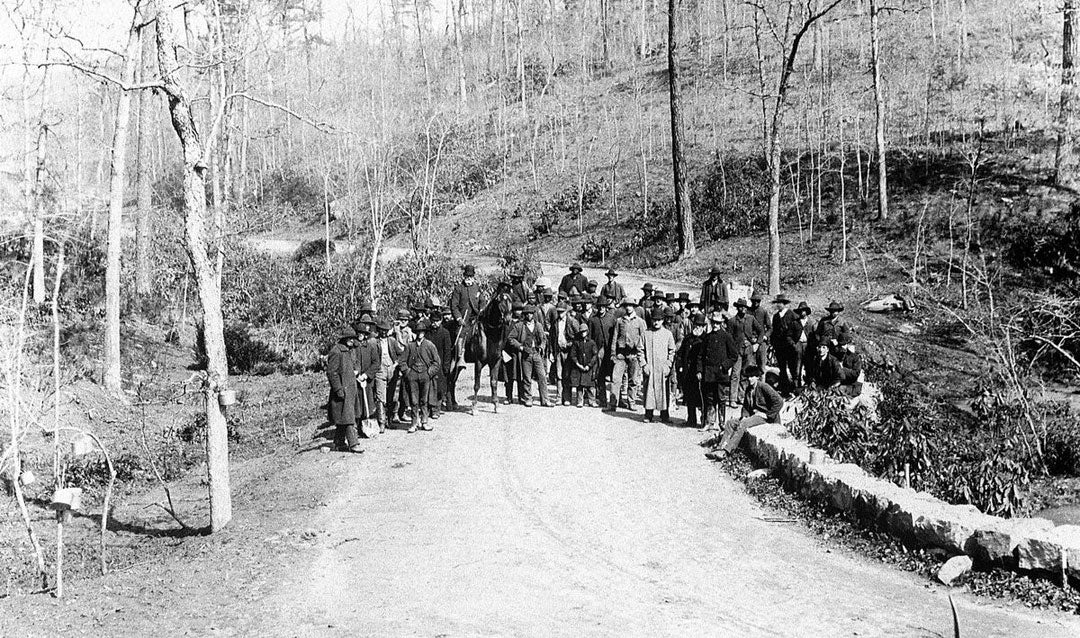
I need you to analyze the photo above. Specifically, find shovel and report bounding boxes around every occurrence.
[358,379,379,438]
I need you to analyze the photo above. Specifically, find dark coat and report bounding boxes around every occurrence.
[807,353,843,388]
[699,328,738,384]
[510,282,530,304]
[398,339,441,377]
[450,282,482,323]
[700,278,728,312]
[326,343,358,425]
[814,315,853,349]
[429,325,454,374]
[727,312,764,350]
[839,350,863,385]
[559,272,589,296]
[743,379,784,423]
[676,333,705,407]
[770,310,797,352]
[600,281,626,305]
[568,337,599,387]
[354,340,380,419]
[749,305,772,342]
[506,319,546,381]
[588,312,616,359]
[548,314,580,356]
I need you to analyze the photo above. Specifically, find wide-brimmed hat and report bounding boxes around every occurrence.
[733,298,748,308]
[355,322,372,334]
[414,319,431,332]
[750,291,764,302]
[663,307,676,318]
[570,262,583,272]
[523,305,537,315]
[557,291,569,300]
[587,279,598,288]
[649,307,666,322]
[837,332,854,346]
[339,326,357,340]
[396,309,412,320]
[595,296,612,307]
[463,264,476,276]
[827,301,845,312]
[543,288,555,298]
[556,302,569,311]
[652,290,666,300]
[773,293,791,304]
[743,365,763,378]
[375,318,393,332]
[692,314,708,326]
[641,283,654,292]
[621,298,637,306]
[709,310,725,322]
[605,268,618,277]
[796,301,812,315]
[708,265,722,276]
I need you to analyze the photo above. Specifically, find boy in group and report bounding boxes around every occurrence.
[569,324,600,408]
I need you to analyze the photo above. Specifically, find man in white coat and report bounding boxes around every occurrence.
[642,307,676,423]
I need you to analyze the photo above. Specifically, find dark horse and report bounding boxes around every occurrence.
[467,289,512,413]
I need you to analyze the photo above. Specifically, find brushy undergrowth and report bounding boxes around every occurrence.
[788,375,1078,518]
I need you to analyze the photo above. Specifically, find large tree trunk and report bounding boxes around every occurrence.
[668,0,695,258]
[135,26,155,297]
[870,0,889,219]
[104,24,141,393]
[153,0,232,532]
[1056,0,1079,189]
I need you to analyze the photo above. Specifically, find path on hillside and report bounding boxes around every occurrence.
[254,376,1079,637]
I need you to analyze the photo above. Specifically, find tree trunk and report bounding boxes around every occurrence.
[668,0,695,257]
[104,24,141,393]
[869,0,889,219]
[1056,0,1079,189]
[135,26,155,297]
[453,0,468,104]
[31,126,47,305]
[153,0,232,532]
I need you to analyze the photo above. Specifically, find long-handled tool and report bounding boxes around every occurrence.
[358,378,379,438]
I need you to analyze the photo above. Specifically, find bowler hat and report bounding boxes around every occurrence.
[414,319,431,332]
[557,302,569,311]
[743,365,763,378]
[595,296,612,307]
[733,298,748,308]
[663,307,676,318]
[641,283,654,292]
[570,262,583,272]
[773,293,791,304]
[677,291,691,303]
[796,301,812,315]
[339,326,357,340]
[652,289,666,299]
[649,307,665,322]
[463,264,476,277]
[523,305,537,315]
[375,318,393,332]
[709,265,722,276]
[837,332,854,346]
[827,301,845,312]
[692,314,708,326]
[605,268,618,277]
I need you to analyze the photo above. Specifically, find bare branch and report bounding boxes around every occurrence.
[31,60,163,91]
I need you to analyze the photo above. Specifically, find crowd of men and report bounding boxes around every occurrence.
[326,262,867,456]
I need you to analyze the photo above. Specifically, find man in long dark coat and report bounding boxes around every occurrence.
[698,310,738,431]
[588,296,617,407]
[326,327,363,453]
[428,310,455,416]
[676,314,707,427]
[559,262,589,297]
[700,265,729,313]
[748,291,771,370]
[353,321,380,433]
[770,293,797,395]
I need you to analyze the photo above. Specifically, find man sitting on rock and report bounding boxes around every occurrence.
[705,365,783,460]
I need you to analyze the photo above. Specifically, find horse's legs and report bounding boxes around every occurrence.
[471,361,482,414]
[490,359,501,413]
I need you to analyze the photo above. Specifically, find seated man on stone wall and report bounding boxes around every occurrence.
[704,366,783,460]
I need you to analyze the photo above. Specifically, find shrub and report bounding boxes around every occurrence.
[528,180,603,240]
[495,245,541,282]
[194,322,284,375]
[258,168,325,216]
[579,237,613,263]
[1044,408,1080,477]
[691,157,769,240]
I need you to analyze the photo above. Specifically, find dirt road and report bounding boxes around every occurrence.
[256,393,1079,637]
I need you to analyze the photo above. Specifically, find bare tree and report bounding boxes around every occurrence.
[751,0,843,295]
[104,15,143,393]
[152,0,232,531]
[1056,0,1079,189]
[869,0,888,219]
[135,26,155,297]
[668,0,695,257]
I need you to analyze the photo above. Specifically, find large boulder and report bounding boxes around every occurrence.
[971,518,1054,567]
[913,504,999,555]
[1017,524,1080,575]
